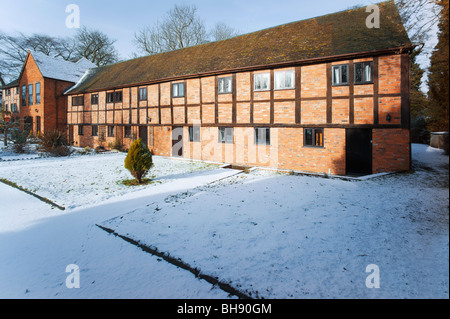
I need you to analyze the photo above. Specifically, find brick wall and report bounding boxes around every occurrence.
[372,128,410,173]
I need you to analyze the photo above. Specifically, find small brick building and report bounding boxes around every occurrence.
[15,51,95,135]
[66,1,413,176]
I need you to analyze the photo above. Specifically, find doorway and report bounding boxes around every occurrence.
[139,126,148,146]
[346,128,372,176]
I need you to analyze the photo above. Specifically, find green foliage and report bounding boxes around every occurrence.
[426,0,449,132]
[10,129,29,153]
[124,139,153,184]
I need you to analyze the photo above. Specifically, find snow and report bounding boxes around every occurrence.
[0,153,220,209]
[0,144,448,299]
[30,51,96,84]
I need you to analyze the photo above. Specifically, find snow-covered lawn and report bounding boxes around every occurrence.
[0,153,218,209]
[0,144,448,299]
[100,144,449,299]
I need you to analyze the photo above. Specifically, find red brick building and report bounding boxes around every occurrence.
[16,51,95,135]
[66,1,412,176]
[0,79,19,122]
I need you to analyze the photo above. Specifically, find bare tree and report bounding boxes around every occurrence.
[210,22,239,41]
[0,28,119,82]
[0,32,79,82]
[74,26,119,67]
[396,0,441,50]
[134,4,208,55]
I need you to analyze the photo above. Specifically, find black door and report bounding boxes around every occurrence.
[24,116,33,133]
[346,129,372,176]
[172,127,183,157]
[139,126,148,145]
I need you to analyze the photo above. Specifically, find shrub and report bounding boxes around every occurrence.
[124,139,153,184]
[38,130,72,157]
[108,136,124,151]
[10,129,29,153]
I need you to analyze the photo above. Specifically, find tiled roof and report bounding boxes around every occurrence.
[67,0,411,94]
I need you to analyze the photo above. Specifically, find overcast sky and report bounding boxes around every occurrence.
[1,0,392,59]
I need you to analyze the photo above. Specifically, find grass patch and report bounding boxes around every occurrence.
[120,178,155,186]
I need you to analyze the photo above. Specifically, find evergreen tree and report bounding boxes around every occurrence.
[410,47,430,143]
[124,139,153,184]
[427,0,449,132]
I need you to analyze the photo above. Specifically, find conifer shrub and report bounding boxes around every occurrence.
[124,139,153,184]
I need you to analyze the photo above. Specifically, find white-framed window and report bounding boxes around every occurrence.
[254,73,270,91]
[218,77,232,94]
[274,70,295,90]
[172,83,185,97]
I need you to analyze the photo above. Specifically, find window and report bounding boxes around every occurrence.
[35,82,41,104]
[72,96,84,106]
[254,73,270,91]
[12,104,18,113]
[28,84,33,105]
[255,127,270,145]
[189,126,201,142]
[354,61,373,84]
[107,91,122,103]
[92,125,98,137]
[91,94,99,105]
[332,65,349,86]
[107,126,114,137]
[274,70,295,90]
[218,77,232,94]
[304,128,324,147]
[21,85,26,106]
[78,125,84,136]
[172,83,185,97]
[4,104,8,112]
[218,127,233,144]
[138,87,147,101]
[124,126,132,138]
[115,91,123,102]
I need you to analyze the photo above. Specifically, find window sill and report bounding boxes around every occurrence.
[303,145,325,149]
[273,87,295,91]
[354,82,373,85]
